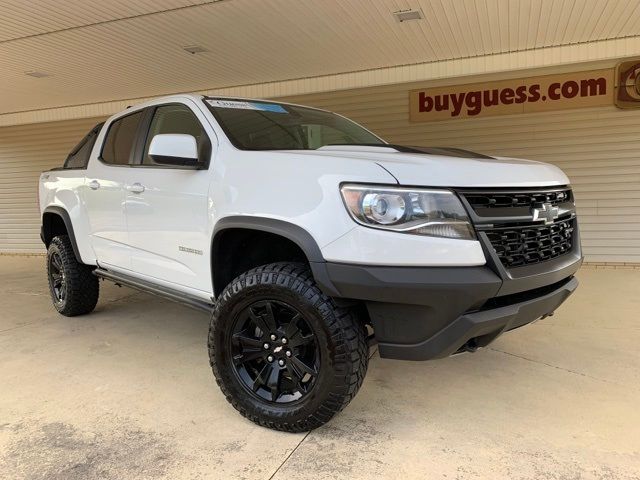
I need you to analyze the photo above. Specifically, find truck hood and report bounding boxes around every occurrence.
[291,145,570,188]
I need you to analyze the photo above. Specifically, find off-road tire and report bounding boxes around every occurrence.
[208,262,368,432]
[47,235,99,316]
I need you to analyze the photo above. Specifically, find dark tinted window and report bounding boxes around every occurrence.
[64,122,103,169]
[101,111,144,165]
[142,104,209,166]
[204,98,383,150]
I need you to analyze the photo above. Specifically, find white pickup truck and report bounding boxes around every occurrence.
[39,94,581,432]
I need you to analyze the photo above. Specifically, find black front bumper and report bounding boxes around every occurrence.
[313,246,581,361]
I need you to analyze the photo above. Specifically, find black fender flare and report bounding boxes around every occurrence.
[212,216,324,262]
[42,206,82,262]
[210,216,340,297]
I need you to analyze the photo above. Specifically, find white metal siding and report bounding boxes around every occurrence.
[283,86,640,264]
[3,0,640,120]
[2,85,639,263]
[0,117,105,253]
[5,39,640,127]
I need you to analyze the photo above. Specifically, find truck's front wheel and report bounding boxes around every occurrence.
[46,235,99,316]
[208,262,368,432]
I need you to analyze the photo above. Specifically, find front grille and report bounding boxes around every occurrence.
[464,188,572,210]
[458,187,577,269]
[484,218,575,268]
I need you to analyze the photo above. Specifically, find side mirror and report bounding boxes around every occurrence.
[148,134,202,167]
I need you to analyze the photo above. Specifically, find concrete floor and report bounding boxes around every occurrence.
[0,256,638,480]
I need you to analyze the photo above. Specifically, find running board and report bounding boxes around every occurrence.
[93,268,213,314]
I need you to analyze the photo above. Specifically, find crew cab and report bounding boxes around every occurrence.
[39,94,581,432]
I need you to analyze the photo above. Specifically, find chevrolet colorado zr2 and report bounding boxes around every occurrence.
[39,95,581,432]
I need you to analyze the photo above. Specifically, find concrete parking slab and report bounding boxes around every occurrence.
[0,256,638,479]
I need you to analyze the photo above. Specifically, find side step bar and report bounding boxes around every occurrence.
[93,268,213,314]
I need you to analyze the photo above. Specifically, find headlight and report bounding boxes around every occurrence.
[340,184,475,239]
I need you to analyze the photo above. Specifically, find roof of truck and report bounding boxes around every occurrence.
[124,93,332,115]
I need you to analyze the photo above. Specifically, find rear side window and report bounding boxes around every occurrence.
[101,111,144,165]
[64,123,103,169]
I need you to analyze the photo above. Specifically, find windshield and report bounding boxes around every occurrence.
[204,98,385,150]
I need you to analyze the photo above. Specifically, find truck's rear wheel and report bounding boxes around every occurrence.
[46,235,99,316]
[208,262,368,432]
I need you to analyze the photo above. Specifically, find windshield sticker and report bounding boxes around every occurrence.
[206,99,288,113]
[251,102,288,113]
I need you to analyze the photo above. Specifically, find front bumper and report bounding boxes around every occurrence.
[311,185,582,361]
[312,248,581,361]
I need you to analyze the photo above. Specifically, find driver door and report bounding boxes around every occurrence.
[124,102,214,295]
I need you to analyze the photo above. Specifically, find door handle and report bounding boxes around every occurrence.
[127,182,145,194]
[88,180,100,190]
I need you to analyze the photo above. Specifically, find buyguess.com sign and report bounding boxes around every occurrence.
[409,69,614,122]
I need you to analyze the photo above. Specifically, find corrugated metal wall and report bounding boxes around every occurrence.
[1,84,638,263]
[0,117,104,253]
[3,0,640,127]
[283,85,640,264]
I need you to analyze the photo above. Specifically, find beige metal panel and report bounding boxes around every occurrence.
[2,0,640,120]
[0,0,209,42]
[282,86,640,263]
[3,0,639,47]
[0,117,105,253]
[3,66,640,262]
[3,39,640,127]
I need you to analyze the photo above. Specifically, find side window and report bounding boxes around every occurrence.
[64,122,104,169]
[101,111,144,165]
[142,104,209,166]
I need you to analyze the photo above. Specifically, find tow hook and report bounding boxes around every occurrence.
[462,338,478,353]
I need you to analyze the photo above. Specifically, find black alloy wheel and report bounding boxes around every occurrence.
[48,251,67,304]
[208,262,369,432]
[46,235,99,316]
[230,300,320,403]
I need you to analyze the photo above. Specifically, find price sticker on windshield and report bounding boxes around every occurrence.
[206,99,288,113]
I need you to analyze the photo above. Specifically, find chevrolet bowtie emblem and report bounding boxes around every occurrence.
[531,202,559,225]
